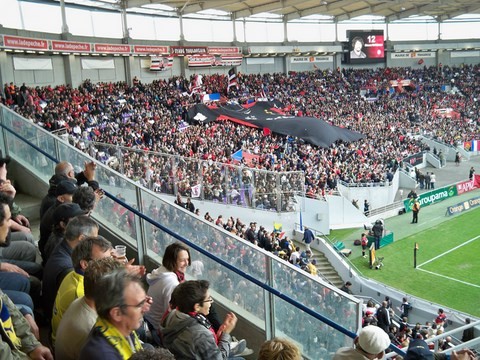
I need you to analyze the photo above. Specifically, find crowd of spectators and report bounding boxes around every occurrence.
[94,189,359,358]
[4,64,479,205]
[359,298,467,354]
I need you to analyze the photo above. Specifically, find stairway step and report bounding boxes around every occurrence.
[13,193,42,222]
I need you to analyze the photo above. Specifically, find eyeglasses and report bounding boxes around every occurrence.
[120,296,151,309]
[202,296,214,304]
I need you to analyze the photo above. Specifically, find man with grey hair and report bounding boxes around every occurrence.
[80,269,151,360]
[51,235,113,345]
[40,160,99,219]
[42,215,99,321]
[55,257,124,360]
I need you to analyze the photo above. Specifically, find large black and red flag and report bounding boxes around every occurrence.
[187,101,364,148]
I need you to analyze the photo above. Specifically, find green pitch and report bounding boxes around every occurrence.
[350,207,480,317]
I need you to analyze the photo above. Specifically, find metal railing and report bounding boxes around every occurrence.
[294,223,365,278]
[67,138,306,213]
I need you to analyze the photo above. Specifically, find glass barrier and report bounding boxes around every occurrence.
[0,105,363,357]
[84,141,305,212]
[1,107,56,181]
[274,296,352,358]
[95,193,140,249]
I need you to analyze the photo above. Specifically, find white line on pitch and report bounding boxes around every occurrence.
[417,234,480,268]
[416,268,480,289]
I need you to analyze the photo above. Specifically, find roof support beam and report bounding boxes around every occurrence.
[285,0,353,21]
[387,3,440,21]
[181,0,238,15]
[234,0,304,19]
[335,3,392,21]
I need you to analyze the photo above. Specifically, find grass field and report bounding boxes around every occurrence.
[349,207,480,317]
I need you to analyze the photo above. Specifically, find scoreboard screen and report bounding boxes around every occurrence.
[347,30,385,64]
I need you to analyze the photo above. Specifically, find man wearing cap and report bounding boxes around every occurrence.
[39,180,78,260]
[42,202,87,264]
[334,325,391,360]
[405,337,476,360]
[40,160,99,219]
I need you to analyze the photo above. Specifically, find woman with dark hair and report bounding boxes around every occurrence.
[145,242,247,355]
[144,242,191,335]
[162,280,243,360]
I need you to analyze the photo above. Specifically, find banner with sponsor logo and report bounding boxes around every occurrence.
[403,185,457,212]
[134,45,169,55]
[391,52,435,59]
[171,46,208,56]
[456,175,480,194]
[187,54,243,68]
[94,44,130,54]
[0,36,241,59]
[290,56,333,63]
[447,195,480,216]
[2,35,48,50]
[208,47,241,55]
[52,40,91,53]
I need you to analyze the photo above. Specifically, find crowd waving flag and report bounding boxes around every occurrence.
[464,140,480,152]
[187,101,364,148]
[227,67,237,92]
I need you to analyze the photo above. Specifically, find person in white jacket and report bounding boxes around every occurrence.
[144,242,191,343]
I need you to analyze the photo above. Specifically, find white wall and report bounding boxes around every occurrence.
[5,54,66,86]
[326,194,368,229]
[337,181,396,210]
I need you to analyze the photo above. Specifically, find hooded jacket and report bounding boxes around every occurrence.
[144,266,179,329]
[162,310,231,360]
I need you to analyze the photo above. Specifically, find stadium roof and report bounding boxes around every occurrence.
[57,0,480,22]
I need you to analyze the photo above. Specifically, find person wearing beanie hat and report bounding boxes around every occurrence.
[333,325,391,360]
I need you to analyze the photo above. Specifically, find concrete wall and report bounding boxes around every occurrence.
[6,54,67,87]
[326,194,367,230]
[297,196,330,234]
[337,181,396,210]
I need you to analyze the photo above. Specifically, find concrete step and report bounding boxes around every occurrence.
[13,193,42,223]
